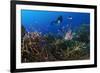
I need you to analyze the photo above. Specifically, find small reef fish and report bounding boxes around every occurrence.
[67,16,73,20]
[51,15,63,25]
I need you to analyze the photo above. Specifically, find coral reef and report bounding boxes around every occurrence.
[21,24,90,63]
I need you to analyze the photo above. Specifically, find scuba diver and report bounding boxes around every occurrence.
[51,15,63,25]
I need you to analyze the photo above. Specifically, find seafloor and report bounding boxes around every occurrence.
[21,24,90,63]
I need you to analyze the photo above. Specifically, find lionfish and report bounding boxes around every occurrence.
[64,29,73,40]
[64,16,73,40]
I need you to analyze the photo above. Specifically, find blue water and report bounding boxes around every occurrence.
[21,9,90,35]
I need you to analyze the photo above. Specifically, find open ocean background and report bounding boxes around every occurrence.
[21,10,90,36]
